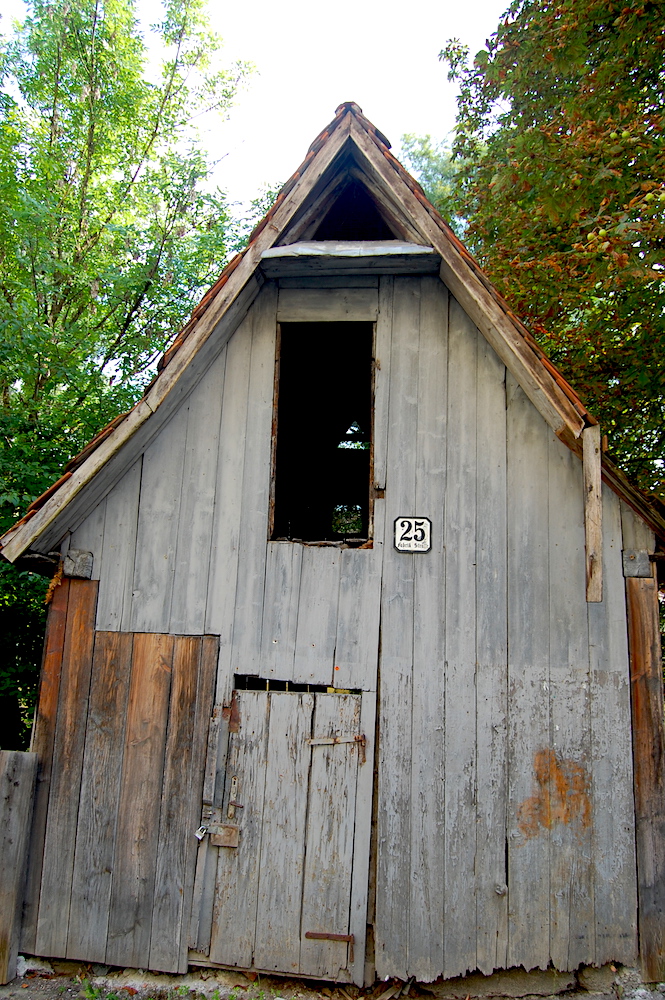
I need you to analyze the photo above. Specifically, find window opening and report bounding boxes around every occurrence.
[311,182,395,240]
[234,674,360,695]
[272,321,373,543]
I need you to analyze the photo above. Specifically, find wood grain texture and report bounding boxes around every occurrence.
[547,434,594,969]
[334,547,381,693]
[408,277,447,982]
[170,351,226,635]
[106,633,174,967]
[375,277,419,981]
[293,545,340,686]
[0,752,37,984]
[373,276,393,492]
[626,576,665,981]
[96,462,142,630]
[253,693,314,973]
[69,500,106,580]
[67,631,133,962]
[21,578,70,953]
[348,692,376,987]
[442,296,478,979]
[35,579,98,958]
[505,377,551,971]
[588,488,638,965]
[277,287,378,322]
[474,334,509,975]
[583,425,603,602]
[259,541,302,680]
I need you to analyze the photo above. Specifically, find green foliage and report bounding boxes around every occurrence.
[400,134,466,236]
[0,0,252,745]
[441,0,665,500]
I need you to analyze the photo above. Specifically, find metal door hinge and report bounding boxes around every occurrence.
[306,734,366,764]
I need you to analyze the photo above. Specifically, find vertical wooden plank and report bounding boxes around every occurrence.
[96,461,142,631]
[547,434,594,970]
[130,411,187,633]
[105,633,174,968]
[621,500,655,553]
[588,487,638,965]
[209,691,271,969]
[441,296,478,979]
[35,579,98,959]
[334,548,381,693]
[372,276,394,493]
[149,636,216,972]
[254,693,314,973]
[21,577,70,953]
[230,283,278,677]
[375,276,419,981]
[348,691,376,987]
[69,499,107,580]
[408,277,447,981]
[583,425,603,602]
[205,314,253,695]
[505,376,551,971]
[626,575,665,981]
[67,631,133,962]
[0,751,37,984]
[293,546,341,686]
[259,541,303,680]
[474,336,509,974]
[171,350,226,635]
[300,694,362,980]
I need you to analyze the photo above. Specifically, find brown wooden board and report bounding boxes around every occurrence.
[21,578,70,953]
[67,631,133,962]
[35,579,98,958]
[0,751,37,984]
[105,633,174,967]
[626,577,665,981]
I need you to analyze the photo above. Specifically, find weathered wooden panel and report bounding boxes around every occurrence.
[21,578,70,953]
[334,547,381,692]
[209,691,271,968]
[96,461,142,630]
[474,335,509,974]
[170,351,226,635]
[130,414,187,632]
[293,546,341,686]
[373,276,393,492]
[69,500,106,580]
[588,487,638,964]
[254,693,314,973]
[277,286,379,322]
[505,377,551,971]
[442,295,478,979]
[35,580,98,958]
[375,276,419,981]
[626,576,665,981]
[408,277,447,982]
[106,633,174,967]
[300,695,361,979]
[547,434,594,969]
[348,691,376,986]
[229,284,277,677]
[67,631,133,962]
[150,635,217,972]
[259,541,303,680]
[0,751,37,984]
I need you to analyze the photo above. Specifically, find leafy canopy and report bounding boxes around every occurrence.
[440,0,665,499]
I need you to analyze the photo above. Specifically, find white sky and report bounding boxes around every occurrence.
[2,0,510,206]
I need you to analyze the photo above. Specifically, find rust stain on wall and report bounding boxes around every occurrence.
[517,748,591,840]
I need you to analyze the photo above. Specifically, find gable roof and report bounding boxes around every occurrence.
[2,101,664,564]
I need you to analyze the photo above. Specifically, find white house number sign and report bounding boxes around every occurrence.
[394,517,432,552]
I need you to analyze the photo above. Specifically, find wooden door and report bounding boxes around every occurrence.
[206,690,374,984]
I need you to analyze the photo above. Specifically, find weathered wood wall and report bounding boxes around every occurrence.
[60,276,639,980]
[0,751,37,984]
[21,579,218,974]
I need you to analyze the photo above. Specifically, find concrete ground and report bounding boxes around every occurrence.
[1,957,663,1000]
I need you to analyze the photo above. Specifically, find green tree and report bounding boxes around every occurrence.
[0,0,251,745]
[400,134,466,236]
[440,0,665,500]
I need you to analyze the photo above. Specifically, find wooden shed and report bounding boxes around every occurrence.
[2,102,664,988]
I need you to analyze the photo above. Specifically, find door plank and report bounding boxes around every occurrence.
[300,694,362,979]
[253,693,314,973]
[293,547,341,686]
[334,548,381,693]
[67,631,133,962]
[105,633,174,968]
[209,691,271,968]
[259,541,303,680]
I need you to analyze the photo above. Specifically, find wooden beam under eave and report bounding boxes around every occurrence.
[583,424,603,602]
[626,576,665,981]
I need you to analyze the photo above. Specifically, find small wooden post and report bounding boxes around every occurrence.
[583,424,602,602]
[626,576,665,980]
[0,751,38,984]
